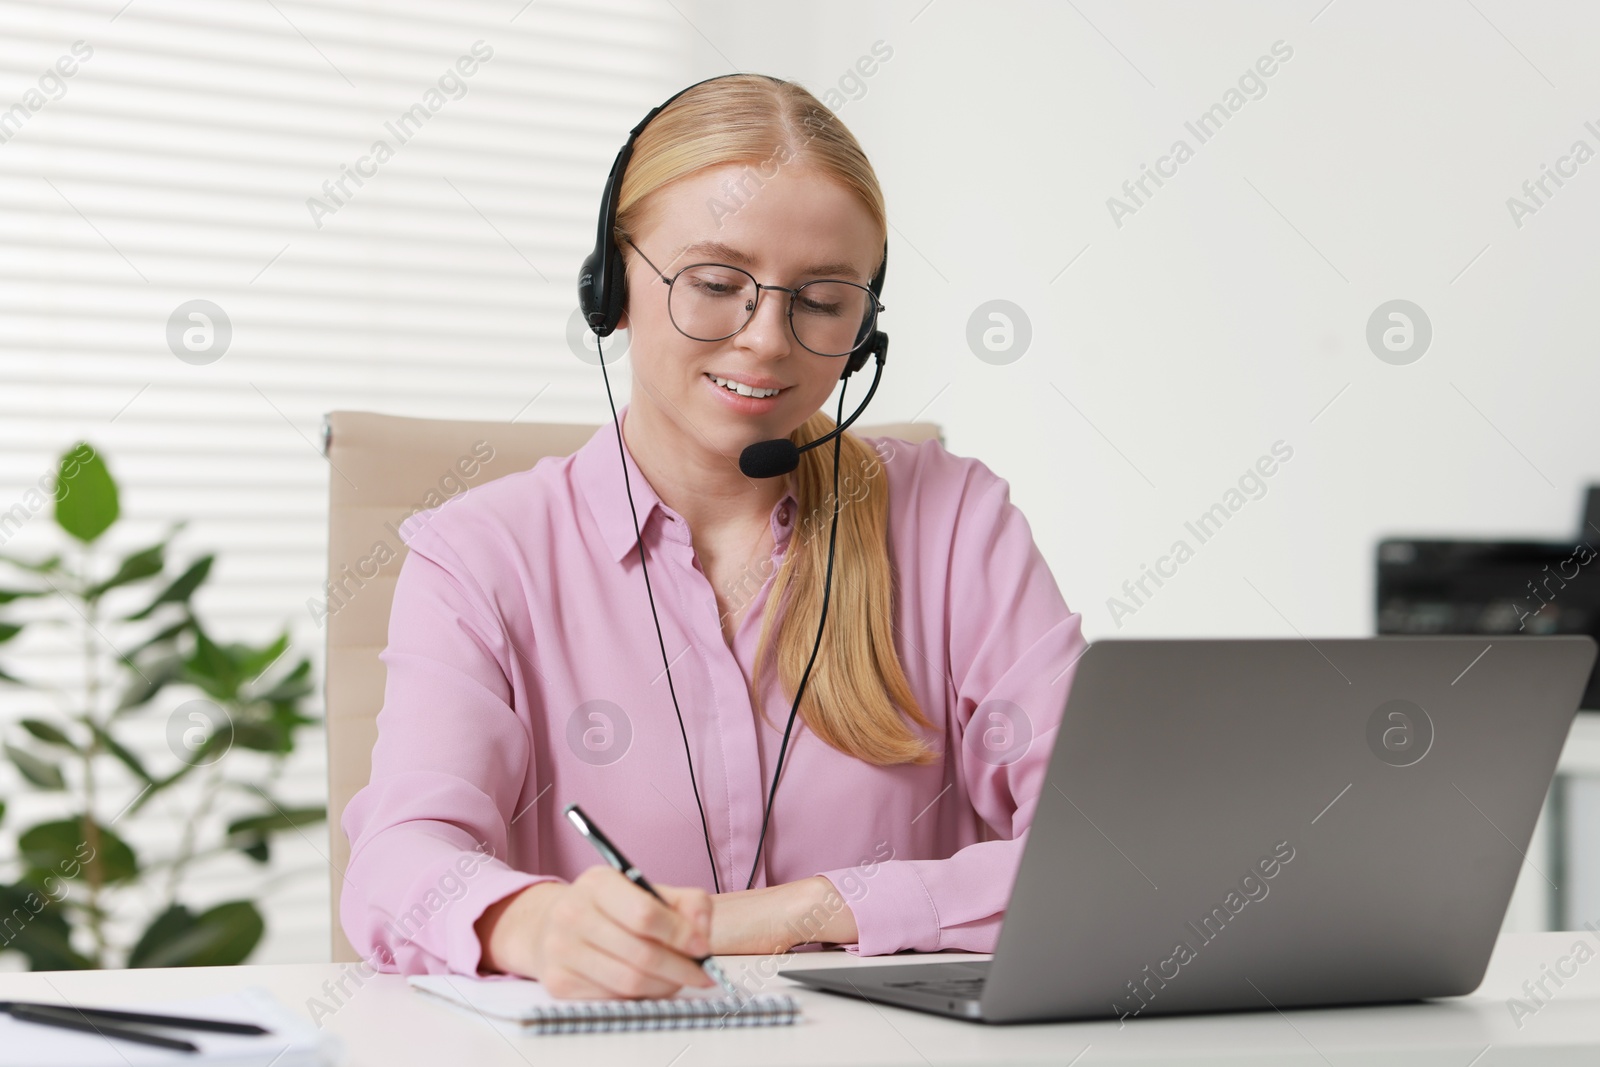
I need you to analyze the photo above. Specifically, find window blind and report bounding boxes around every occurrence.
[0,0,688,966]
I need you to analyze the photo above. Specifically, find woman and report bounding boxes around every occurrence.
[340,73,1086,999]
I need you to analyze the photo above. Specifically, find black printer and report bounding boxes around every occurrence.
[1377,488,1600,710]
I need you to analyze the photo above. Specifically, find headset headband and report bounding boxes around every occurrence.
[577,73,887,377]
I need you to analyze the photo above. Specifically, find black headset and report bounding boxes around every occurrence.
[575,72,891,893]
[578,72,888,378]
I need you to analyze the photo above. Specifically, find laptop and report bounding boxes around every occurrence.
[780,635,1597,1023]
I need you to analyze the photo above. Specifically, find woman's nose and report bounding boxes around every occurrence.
[739,287,794,354]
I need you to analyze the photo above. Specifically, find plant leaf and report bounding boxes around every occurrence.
[231,721,287,753]
[0,882,93,970]
[268,703,319,730]
[0,662,23,685]
[128,901,263,968]
[183,626,240,700]
[53,443,119,545]
[126,617,192,661]
[85,721,153,784]
[239,836,270,864]
[0,552,62,575]
[0,622,22,644]
[226,806,325,841]
[113,651,187,713]
[238,633,290,682]
[127,904,194,968]
[258,659,313,704]
[125,556,213,621]
[19,719,77,751]
[86,541,166,601]
[0,587,42,605]
[4,742,65,790]
[19,818,139,883]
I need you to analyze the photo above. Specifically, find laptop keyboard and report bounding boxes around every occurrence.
[883,976,987,999]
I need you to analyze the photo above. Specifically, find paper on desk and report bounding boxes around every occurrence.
[0,985,343,1067]
[408,971,737,1022]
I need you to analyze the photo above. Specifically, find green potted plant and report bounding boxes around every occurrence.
[0,442,323,969]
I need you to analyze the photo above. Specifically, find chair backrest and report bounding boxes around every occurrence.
[322,410,944,962]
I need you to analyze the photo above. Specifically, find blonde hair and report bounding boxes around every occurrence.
[614,75,934,766]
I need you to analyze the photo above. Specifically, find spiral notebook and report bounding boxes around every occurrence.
[408,973,800,1034]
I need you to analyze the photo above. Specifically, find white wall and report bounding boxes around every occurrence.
[694,0,1600,638]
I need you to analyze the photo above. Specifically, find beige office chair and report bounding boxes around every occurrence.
[322,410,943,962]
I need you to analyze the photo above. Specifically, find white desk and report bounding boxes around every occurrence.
[3,932,1598,1065]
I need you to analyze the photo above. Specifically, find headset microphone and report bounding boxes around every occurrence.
[739,333,888,478]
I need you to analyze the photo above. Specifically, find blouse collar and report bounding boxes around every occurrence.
[573,404,799,563]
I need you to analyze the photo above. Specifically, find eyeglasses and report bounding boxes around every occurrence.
[624,237,884,358]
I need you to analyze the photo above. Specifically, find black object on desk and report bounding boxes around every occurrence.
[1377,485,1600,709]
[0,998,270,1053]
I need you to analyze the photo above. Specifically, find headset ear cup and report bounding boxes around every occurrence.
[578,247,607,333]
[843,329,885,378]
[579,237,630,338]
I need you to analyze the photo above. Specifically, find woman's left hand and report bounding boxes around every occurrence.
[709,875,859,955]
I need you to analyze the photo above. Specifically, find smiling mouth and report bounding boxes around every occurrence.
[705,373,786,399]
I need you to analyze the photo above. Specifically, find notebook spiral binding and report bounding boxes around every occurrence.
[523,993,800,1035]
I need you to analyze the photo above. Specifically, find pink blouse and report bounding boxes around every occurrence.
[340,404,1087,976]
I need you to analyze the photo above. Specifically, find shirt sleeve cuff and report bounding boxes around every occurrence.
[446,862,563,977]
[816,860,941,956]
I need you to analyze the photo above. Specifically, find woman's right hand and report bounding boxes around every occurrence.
[475,866,716,999]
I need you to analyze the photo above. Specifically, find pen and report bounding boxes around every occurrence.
[563,803,741,999]
[0,999,271,1053]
